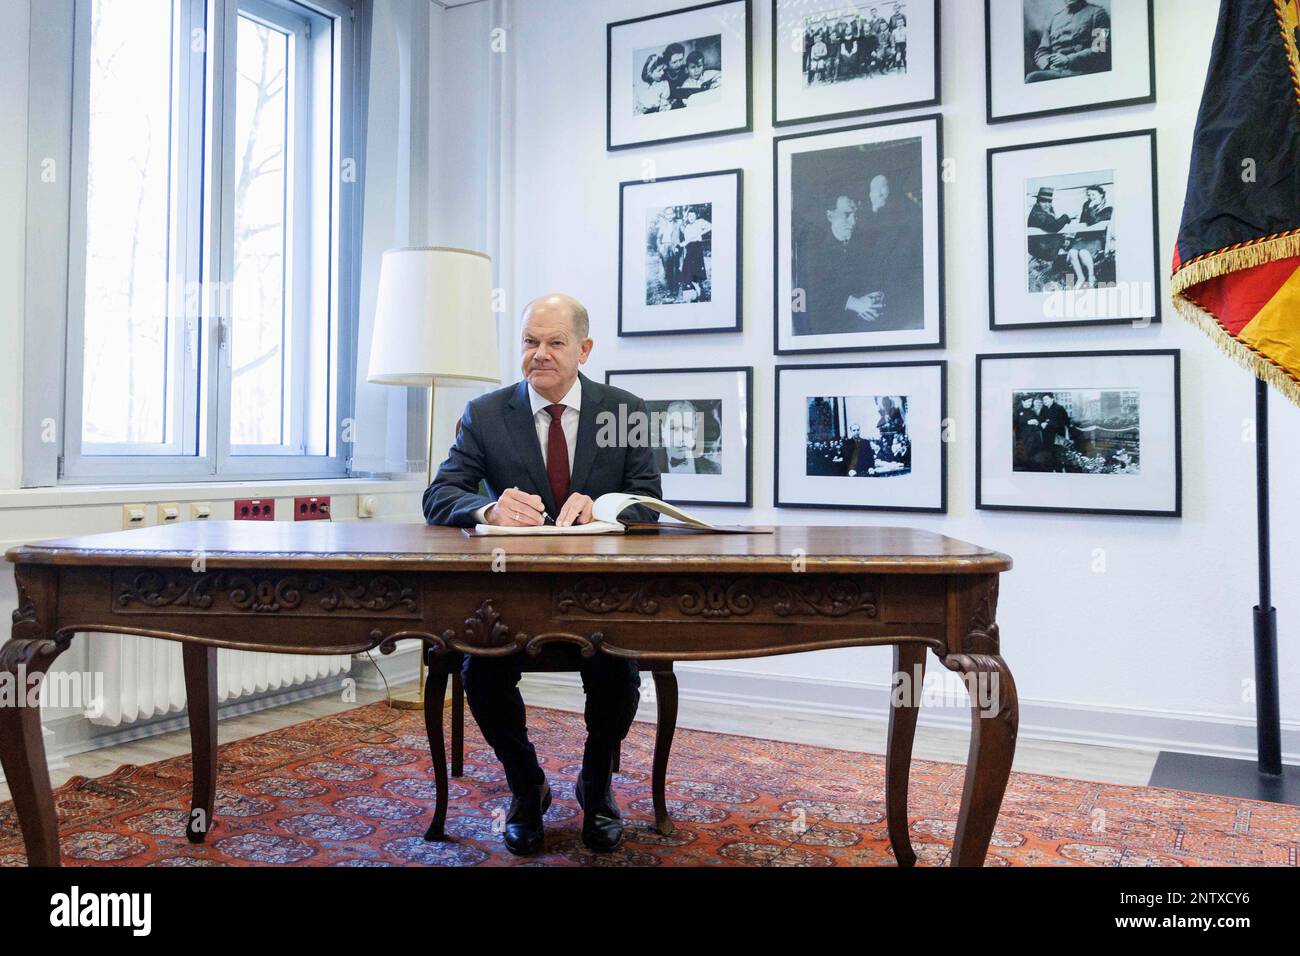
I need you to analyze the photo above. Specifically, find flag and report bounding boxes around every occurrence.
[1171,0,1300,407]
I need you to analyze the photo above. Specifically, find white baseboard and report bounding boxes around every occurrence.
[521,666,1300,764]
[349,640,424,692]
[39,674,352,767]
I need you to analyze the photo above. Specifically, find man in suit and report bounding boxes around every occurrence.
[1039,392,1072,473]
[424,293,662,856]
[652,399,721,475]
[792,194,882,337]
[840,424,875,477]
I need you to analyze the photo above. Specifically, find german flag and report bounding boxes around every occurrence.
[1172,0,1300,407]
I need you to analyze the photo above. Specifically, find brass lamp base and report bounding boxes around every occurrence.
[386,690,424,711]
[385,656,427,711]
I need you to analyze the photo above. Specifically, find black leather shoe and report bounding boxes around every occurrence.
[575,775,623,853]
[503,782,551,856]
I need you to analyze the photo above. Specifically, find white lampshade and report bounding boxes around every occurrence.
[367,246,500,386]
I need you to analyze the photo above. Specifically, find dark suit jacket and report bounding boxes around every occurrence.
[423,373,663,528]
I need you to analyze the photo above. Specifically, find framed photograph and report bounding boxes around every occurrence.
[775,360,947,512]
[618,169,743,337]
[986,0,1156,124]
[976,350,1181,517]
[771,0,939,128]
[607,0,754,151]
[605,366,753,507]
[987,129,1160,330]
[774,114,944,354]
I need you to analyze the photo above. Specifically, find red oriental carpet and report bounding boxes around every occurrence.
[1,702,1297,867]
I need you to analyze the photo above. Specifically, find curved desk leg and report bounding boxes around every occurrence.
[650,668,678,836]
[450,671,464,778]
[0,567,69,867]
[885,642,926,867]
[182,643,218,843]
[423,667,450,842]
[944,653,1018,867]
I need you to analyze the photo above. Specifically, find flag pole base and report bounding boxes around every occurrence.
[1148,752,1300,806]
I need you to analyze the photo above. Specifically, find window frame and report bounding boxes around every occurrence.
[50,0,362,485]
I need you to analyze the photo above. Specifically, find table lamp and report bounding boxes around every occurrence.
[368,246,499,708]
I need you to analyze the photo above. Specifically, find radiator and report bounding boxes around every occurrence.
[86,633,351,727]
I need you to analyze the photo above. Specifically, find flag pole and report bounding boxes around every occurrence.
[1253,378,1283,777]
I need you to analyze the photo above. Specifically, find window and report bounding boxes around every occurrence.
[58,0,361,482]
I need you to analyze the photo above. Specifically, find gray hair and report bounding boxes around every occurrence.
[523,293,589,339]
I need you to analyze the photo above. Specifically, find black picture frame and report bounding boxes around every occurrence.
[974,349,1182,518]
[606,0,755,152]
[985,0,1157,125]
[986,128,1162,331]
[617,168,745,338]
[772,113,945,355]
[604,365,754,508]
[770,0,941,129]
[774,359,948,513]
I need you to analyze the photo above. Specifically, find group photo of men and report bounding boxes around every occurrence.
[805,395,912,478]
[801,1,909,86]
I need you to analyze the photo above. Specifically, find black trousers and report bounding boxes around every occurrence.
[460,650,641,795]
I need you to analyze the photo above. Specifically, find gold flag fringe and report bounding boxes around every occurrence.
[1170,294,1300,409]
[1170,231,1300,294]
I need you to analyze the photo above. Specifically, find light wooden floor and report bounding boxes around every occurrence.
[1,676,1157,803]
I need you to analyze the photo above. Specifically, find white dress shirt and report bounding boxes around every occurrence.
[528,377,581,474]
[475,377,582,522]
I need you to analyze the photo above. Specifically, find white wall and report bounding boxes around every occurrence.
[0,0,30,492]
[501,0,1300,758]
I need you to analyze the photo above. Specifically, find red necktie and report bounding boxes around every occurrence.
[545,404,570,509]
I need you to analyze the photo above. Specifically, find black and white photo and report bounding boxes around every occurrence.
[605,367,752,506]
[988,130,1159,330]
[775,116,943,353]
[1021,0,1112,84]
[1023,171,1116,293]
[1011,388,1140,474]
[776,361,945,512]
[609,0,753,150]
[804,394,911,478]
[986,0,1154,123]
[647,398,724,474]
[633,35,724,115]
[977,350,1180,516]
[772,0,939,126]
[620,169,742,336]
[645,203,714,305]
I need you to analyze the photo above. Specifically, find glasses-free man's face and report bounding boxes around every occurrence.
[519,308,592,399]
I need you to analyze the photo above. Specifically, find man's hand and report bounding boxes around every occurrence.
[484,488,545,527]
[556,493,594,527]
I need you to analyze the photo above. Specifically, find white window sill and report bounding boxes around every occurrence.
[0,475,427,511]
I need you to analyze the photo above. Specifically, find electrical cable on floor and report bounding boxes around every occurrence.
[352,649,412,740]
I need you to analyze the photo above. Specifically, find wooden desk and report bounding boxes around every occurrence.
[2,522,1015,867]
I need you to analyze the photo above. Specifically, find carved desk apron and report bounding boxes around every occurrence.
[2,522,1014,867]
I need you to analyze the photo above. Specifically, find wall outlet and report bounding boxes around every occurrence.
[234,498,275,521]
[122,504,148,529]
[158,502,181,523]
[294,496,331,520]
[190,502,212,520]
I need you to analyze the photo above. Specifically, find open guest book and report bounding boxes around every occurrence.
[468,493,772,536]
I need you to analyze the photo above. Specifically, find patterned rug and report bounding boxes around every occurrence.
[1,702,1297,867]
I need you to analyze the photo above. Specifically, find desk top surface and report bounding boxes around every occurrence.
[6,522,1010,575]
